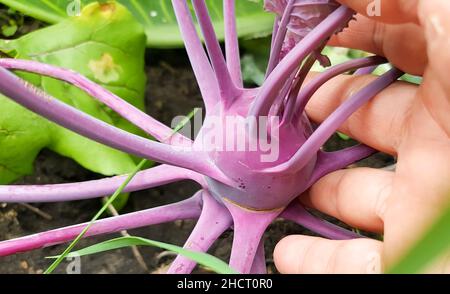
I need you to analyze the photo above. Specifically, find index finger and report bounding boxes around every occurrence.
[305,73,417,155]
[329,14,427,75]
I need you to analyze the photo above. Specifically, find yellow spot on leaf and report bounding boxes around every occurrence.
[99,2,116,17]
[88,53,121,83]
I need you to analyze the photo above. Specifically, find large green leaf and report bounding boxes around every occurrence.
[0,0,275,48]
[50,236,237,274]
[0,95,52,183]
[0,2,147,183]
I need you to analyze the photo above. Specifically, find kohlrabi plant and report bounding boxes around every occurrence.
[0,0,403,273]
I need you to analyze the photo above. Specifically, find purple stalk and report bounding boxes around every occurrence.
[282,53,318,123]
[269,69,298,117]
[266,67,404,174]
[191,0,241,103]
[171,0,220,113]
[225,201,282,274]
[270,16,281,51]
[0,59,192,146]
[355,65,379,75]
[249,5,354,119]
[0,165,205,203]
[0,67,231,184]
[223,0,243,88]
[307,145,376,187]
[281,201,361,240]
[0,193,203,257]
[266,0,295,77]
[250,240,267,274]
[294,55,387,115]
[167,191,232,274]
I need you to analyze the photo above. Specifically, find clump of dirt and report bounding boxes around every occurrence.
[0,47,394,274]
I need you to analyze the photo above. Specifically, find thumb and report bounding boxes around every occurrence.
[274,235,383,274]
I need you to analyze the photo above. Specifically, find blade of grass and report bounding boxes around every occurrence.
[44,108,199,274]
[44,158,148,274]
[170,108,199,134]
[49,236,237,274]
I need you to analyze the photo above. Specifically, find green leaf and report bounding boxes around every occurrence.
[337,132,351,141]
[50,236,237,274]
[388,201,450,274]
[241,54,265,86]
[0,2,148,183]
[241,37,270,86]
[401,74,423,85]
[0,95,52,183]
[0,0,275,48]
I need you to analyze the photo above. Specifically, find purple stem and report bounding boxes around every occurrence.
[225,201,282,274]
[0,67,231,184]
[307,145,376,187]
[250,5,354,119]
[265,0,295,77]
[281,201,361,240]
[355,65,379,75]
[270,16,281,51]
[223,0,243,88]
[294,56,387,115]
[282,54,318,123]
[250,240,267,274]
[0,58,191,146]
[191,0,241,103]
[0,165,205,203]
[268,69,297,118]
[0,193,203,257]
[266,68,404,174]
[171,0,220,113]
[167,191,232,274]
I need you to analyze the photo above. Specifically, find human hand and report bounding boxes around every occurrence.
[274,0,450,274]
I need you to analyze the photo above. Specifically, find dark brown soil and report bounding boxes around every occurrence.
[0,48,394,274]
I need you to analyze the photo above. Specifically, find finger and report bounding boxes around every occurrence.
[419,0,450,93]
[305,73,417,155]
[336,0,419,24]
[302,168,393,233]
[274,235,383,274]
[417,0,450,135]
[383,141,450,268]
[329,14,427,75]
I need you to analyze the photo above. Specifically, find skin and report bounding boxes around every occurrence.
[274,0,450,273]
